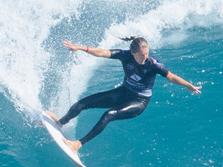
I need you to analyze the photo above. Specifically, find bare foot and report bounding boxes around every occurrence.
[63,139,82,152]
[45,111,62,128]
[46,111,60,121]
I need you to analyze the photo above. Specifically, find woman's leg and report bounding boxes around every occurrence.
[59,87,124,125]
[79,97,150,145]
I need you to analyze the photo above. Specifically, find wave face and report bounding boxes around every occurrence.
[0,0,223,166]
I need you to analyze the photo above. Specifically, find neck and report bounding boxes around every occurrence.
[133,54,147,64]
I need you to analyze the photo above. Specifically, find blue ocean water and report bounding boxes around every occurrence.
[0,0,223,167]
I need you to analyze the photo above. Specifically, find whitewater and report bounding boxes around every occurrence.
[0,0,223,166]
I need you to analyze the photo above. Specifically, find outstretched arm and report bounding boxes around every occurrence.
[166,71,202,94]
[63,39,111,58]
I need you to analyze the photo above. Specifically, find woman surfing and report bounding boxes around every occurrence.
[47,37,202,153]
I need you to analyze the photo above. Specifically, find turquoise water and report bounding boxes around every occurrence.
[1,0,223,166]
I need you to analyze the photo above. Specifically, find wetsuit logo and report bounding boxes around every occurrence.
[130,74,142,81]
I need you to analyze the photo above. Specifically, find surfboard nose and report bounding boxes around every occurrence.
[42,112,86,167]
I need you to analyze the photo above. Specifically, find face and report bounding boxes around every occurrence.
[134,42,149,59]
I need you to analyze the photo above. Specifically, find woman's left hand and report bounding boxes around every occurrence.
[189,85,202,94]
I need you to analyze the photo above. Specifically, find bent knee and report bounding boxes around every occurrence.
[102,110,118,122]
[118,107,145,119]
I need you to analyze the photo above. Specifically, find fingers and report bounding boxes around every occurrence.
[193,87,202,94]
[191,85,202,94]
[195,90,201,94]
[192,91,199,95]
[197,86,202,90]
[63,39,72,47]
[63,39,76,51]
[196,86,202,94]
[64,39,72,45]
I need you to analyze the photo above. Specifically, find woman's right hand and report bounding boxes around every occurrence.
[63,40,111,58]
[63,39,80,51]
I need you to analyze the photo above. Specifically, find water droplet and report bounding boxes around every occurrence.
[208,159,214,164]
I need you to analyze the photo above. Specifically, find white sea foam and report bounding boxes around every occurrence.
[0,0,83,118]
[1,0,223,124]
[101,0,223,48]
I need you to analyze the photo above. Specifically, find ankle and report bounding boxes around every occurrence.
[77,140,82,148]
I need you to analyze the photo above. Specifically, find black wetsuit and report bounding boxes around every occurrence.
[59,49,169,145]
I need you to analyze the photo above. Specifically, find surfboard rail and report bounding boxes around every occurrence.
[41,112,86,167]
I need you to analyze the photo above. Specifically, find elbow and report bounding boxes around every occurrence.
[166,71,178,83]
[101,50,111,58]
[166,71,174,81]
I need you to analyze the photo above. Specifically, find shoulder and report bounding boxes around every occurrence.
[149,57,159,65]
[150,57,163,65]
[109,49,131,60]
[110,49,130,54]
[149,57,165,70]
[109,49,130,54]
[149,57,168,77]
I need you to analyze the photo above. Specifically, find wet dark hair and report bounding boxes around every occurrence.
[120,36,148,54]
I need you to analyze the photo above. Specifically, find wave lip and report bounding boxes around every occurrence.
[0,0,82,116]
[103,0,223,48]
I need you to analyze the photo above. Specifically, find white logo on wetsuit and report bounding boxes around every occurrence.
[130,74,142,81]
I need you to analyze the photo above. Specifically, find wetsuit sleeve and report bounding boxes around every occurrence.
[109,49,125,60]
[152,59,169,77]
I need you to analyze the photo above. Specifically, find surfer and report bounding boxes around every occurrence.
[47,37,202,152]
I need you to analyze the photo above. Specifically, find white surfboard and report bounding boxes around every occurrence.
[41,112,86,167]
